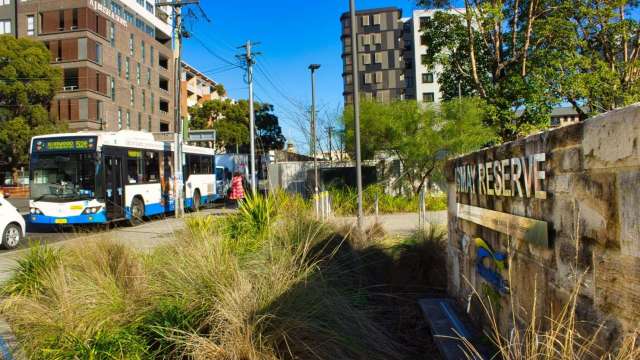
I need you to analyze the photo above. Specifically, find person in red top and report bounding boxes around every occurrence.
[229,171,245,208]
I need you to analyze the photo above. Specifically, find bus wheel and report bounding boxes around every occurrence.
[129,198,145,226]
[193,190,201,212]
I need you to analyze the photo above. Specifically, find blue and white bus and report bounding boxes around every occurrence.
[28,130,221,225]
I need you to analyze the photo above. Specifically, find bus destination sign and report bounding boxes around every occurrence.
[33,137,97,153]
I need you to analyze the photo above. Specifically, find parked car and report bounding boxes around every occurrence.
[0,193,25,249]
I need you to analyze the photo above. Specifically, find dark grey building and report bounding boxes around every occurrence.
[340,7,414,104]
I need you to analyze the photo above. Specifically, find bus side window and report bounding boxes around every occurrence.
[200,156,212,174]
[188,154,200,175]
[127,152,142,184]
[144,151,159,183]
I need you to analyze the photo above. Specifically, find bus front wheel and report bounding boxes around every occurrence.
[129,198,145,226]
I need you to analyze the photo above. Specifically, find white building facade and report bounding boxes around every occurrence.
[410,8,465,104]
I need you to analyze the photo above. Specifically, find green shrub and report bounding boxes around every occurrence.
[2,244,61,297]
[329,184,446,215]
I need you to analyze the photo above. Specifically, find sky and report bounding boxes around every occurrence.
[181,0,419,152]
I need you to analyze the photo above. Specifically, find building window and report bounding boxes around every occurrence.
[364,73,372,84]
[63,68,79,90]
[137,112,141,130]
[26,15,35,36]
[0,20,10,35]
[110,22,115,46]
[160,122,169,132]
[375,71,383,83]
[118,108,122,129]
[421,54,429,64]
[146,2,154,13]
[125,57,130,79]
[130,86,134,106]
[129,34,134,56]
[150,93,154,114]
[124,10,134,24]
[141,41,145,63]
[422,92,435,102]
[137,0,144,6]
[374,52,382,64]
[373,14,381,25]
[422,73,434,83]
[59,10,64,30]
[136,63,141,85]
[0,0,10,5]
[126,110,131,129]
[95,42,103,64]
[420,16,431,30]
[71,8,78,29]
[142,89,146,111]
[150,46,154,66]
[148,116,152,131]
[111,77,116,101]
[117,53,122,77]
[361,15,370,26]
[147,67,151,86]
[362,53,371,65]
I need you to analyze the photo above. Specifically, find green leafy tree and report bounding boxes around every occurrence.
[188,99,285,153]
[417,1,640,141]
[0,35,64,181]
[343,98,495,194]
[255,103,286,151]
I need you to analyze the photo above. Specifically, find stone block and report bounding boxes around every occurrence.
[555,146,583,173]
[583,105,640,169]
[617,171,640,257]
[594,253,640,331]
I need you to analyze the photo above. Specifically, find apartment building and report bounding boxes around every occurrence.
[180,61,225,122]
[409,8,464,104]
[340,7,468,105]
[4,0,176,132]
[340,7,414,104]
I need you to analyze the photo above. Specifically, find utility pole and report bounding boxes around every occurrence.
[157,0,200,218]
[327,126,334,162]
[238,41,260,195]
[309,64,321,211]
[349,0,364,230]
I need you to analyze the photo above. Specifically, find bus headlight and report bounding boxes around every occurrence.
[30,208,43,215]
[82,206,102,214]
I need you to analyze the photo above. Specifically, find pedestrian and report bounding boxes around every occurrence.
[229,171,245,208]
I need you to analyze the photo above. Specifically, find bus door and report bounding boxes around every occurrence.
[104,155,125,219]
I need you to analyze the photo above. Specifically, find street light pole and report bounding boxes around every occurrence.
[309,64,320,213]
[349,0,364,230]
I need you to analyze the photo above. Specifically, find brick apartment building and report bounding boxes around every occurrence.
[1,0,176,132]
[180,61,226,124]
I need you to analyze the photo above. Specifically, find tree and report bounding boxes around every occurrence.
[342,98,495,194]
[188,99,286,153]
[255,103,286,151]
[417,1,640,141]
[0,35,64,181]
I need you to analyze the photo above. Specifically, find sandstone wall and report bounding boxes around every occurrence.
[445,104,640,346]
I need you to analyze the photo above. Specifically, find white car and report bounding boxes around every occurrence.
[0,193,25,249]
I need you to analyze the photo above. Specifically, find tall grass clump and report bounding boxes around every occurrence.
[2,244,61,297]
[462,274,640,360]
[2,193,404,359]
[329,184,446,215]
[1,240,149,359]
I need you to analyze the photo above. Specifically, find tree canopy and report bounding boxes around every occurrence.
[417,0,640,140]
[342,98,495,194]
[188,98,285,153]
[0,35,64,177]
